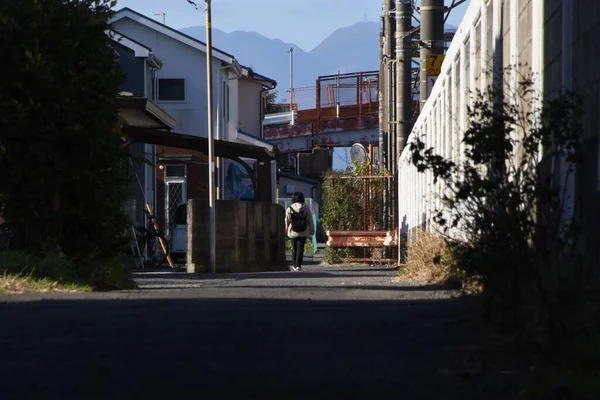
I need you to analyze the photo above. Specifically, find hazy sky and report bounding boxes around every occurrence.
[113,0,470,52]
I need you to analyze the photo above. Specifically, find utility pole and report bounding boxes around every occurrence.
[288,48,295,125]
[396,0,413,159]
[154,12,166,24]
[385,0,396,173]
[378,1,386,171]
[205,0,216,273]
[419,0,445,111]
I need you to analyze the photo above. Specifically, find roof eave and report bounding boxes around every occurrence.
[110,8,235,64]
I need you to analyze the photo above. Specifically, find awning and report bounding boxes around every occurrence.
[119,96,176,130]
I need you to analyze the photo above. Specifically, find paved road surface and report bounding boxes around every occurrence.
[0,266,518,399]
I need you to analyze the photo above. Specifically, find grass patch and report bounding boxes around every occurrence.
[0,250,135,293]
[0,272,92,294]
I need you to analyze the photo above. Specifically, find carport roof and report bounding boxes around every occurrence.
[123,126,278,161]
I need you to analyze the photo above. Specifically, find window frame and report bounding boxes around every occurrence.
[165,164,187,179]
[157,78,187,103]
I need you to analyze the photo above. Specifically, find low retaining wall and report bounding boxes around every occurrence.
[187,200,287,273]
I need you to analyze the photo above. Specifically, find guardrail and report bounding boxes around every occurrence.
[263,111,296,127]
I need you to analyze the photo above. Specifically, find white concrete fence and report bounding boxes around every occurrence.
[397,0,547,241]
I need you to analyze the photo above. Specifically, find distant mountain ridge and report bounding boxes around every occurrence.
[180,21,457,98]
[180,21,382,93]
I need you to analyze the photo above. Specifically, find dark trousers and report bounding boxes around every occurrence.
[291,237,307,268]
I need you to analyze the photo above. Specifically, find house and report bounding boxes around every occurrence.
[277,172,319,203]
[108,30,176,231]
[109,8,278,230]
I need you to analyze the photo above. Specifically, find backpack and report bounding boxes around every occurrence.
[289,206,308,232]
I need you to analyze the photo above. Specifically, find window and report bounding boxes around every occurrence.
[222,80,229,122]
[166,165,186,178]
[158,78,185,101]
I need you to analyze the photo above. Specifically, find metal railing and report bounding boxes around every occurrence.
[264,70,380,130]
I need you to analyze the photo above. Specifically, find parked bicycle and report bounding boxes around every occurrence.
[134,208,171,268]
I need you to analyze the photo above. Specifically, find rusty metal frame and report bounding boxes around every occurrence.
[340,258,397,263]
[325,173,398,264]
[326,230,398,248]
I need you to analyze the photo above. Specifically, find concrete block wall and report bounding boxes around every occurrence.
[187,199,287,273]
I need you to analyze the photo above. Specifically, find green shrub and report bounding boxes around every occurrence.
[0,250,135,291]
[0,1,137,291]
[285,238,314,255]
[409,72,597,395]
[0,0,130,258]
[324,247,363,265]
[410,74,592,335]
[0,251,75,281]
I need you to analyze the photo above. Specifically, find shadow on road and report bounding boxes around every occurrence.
[135,272,396,280]
[136,283,453,292]
[0,295,520,399]
[134,267,398,279]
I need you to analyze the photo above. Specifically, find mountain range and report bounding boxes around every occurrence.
[180,21,458,101]
[180,22,381,96]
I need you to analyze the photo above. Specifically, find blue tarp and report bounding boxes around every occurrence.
[226,163,254,201]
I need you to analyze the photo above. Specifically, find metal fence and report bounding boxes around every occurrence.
[324,173,398,264]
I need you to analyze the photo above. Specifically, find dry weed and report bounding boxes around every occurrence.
[399,231,453,284]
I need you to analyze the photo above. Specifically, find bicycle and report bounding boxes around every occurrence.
[134,208,173,268]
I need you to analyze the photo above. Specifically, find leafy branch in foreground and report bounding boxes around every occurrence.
[409,73,593,347]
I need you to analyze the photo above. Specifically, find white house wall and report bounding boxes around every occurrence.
[112,18,229,140]
[226,77,239,142]
[238,78,264,136]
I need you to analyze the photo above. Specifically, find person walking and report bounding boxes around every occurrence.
[285,191,315,271]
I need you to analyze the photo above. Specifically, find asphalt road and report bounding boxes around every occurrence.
[0,266,519,399]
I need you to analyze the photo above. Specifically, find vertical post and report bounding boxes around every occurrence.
[368,144,374,231]
[336,70,341,118]
[377,0,390,168]
[356,72,362,126]
[396,0,413,160]
[419,0,444,111]
[205,0,216,274]
[315,77,321,136]
[369,144,374,176]
[154,12,166,24]
[363,178,367,260]
[289,48,295,125]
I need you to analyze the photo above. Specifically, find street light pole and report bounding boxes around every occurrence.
[288,47,295,125]
[205,0,216,273]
